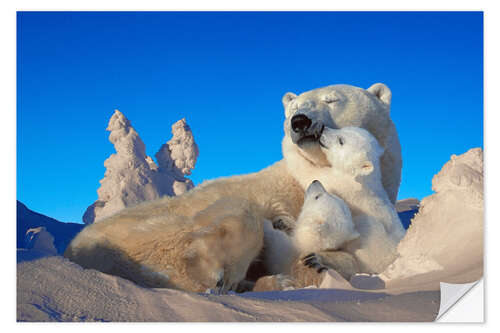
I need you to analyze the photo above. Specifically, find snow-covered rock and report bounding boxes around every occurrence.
[24,227,58,255]
[83,111,198,224]
[381,148,483,283]
[17,201,84,254]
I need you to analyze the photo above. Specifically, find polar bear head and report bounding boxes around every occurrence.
[318,126,384,179]
[281,83,400,203]
[183,198,264,293]
[282,83,391,166]
[293,180,360,254]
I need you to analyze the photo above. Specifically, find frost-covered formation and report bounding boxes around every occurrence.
[83,111,198,224]
[381,148,483,282]
[25,227,57,255]
[155,118,199,195]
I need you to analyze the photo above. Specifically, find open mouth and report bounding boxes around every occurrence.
[297,135,319,145]
[297,124,325,146]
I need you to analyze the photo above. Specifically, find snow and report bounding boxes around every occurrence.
[17,253,439,322]
[17,201,84,254]
[83,111,198,224]
[155,118,199,178]
[380,148,483,285]
[24,227,57,255]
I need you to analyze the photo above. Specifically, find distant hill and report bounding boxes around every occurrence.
[396,198,420,230]
[17,201,84,254]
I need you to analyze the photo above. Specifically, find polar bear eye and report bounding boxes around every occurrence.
[338,136,345,146]
[323,94,340,104]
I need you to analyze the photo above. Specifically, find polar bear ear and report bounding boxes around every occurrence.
[282,92,297,116]
[367,83,392,106]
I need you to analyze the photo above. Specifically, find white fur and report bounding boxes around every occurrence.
[262,221,297,275]
[263,181,360,275]
[315,127,406,273]
[68,83,403,288]
[282,83,402,204]
[293,180,359,254]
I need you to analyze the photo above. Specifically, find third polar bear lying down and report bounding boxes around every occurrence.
[65,197,264,293]
[255,127,405,291]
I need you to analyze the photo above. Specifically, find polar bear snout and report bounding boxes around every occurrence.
[291,114,312,133]
[290,114,325,145]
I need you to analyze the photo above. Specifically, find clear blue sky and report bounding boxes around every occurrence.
[17,11,483,223]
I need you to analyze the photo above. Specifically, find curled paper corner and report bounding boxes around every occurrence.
[436,279,483,322]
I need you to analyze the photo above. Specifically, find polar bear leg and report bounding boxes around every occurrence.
[299,251,359,281]
[262,220,297,275]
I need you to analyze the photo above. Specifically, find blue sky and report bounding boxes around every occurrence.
[17,11,483,223]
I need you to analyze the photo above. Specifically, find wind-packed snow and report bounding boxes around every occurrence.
[83,111,198,224]
[17,253,439,322]
[380,148,483,284]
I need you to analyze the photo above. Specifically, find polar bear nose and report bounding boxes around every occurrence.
[291,114,312,133]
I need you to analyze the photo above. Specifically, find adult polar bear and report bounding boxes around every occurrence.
[65,83,402,290]
[282,83,401,205]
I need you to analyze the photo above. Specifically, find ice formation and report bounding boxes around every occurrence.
[381,148,483,282]
[83,110,199,224]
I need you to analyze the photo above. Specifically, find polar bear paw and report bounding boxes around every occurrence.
[301,253,328,273]
[272,217,295,234]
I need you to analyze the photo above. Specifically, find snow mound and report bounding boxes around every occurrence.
[83,111,198,224]
[17,201,84,254]
[381,148,483,284]
[24,227,57,255]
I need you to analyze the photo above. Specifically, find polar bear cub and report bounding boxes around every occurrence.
[294,180,359,254]
[317,127,406,274]
[263,180,359,275]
